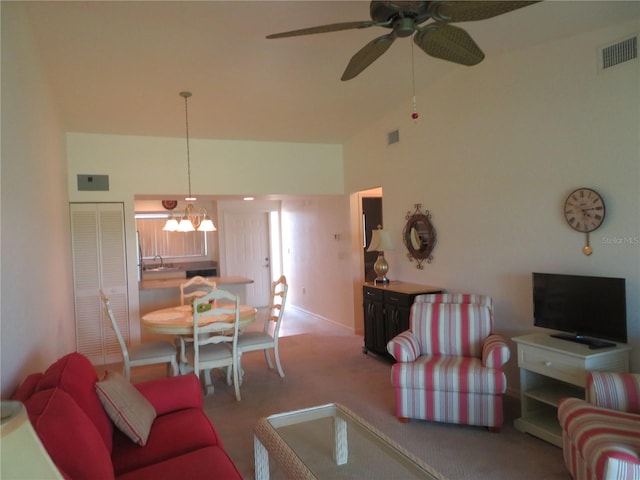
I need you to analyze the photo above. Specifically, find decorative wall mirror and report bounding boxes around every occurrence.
[402,204,437,269]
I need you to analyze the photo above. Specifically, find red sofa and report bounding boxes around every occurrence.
[12,352,242,479]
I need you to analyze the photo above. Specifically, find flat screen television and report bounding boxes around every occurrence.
[532,272,627,348]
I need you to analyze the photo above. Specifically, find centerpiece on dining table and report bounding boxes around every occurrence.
[194,298,219,313]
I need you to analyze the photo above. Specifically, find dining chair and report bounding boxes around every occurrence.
[180,275,216,305]
[177,276,217,362]
[99,290,178,381]
[184,288,241,401]
[237,275,288,382]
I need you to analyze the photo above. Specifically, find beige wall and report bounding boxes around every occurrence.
[344,21,640,388]
[281,196,354,331]
[1,5,75,396]
[66,133,344,200]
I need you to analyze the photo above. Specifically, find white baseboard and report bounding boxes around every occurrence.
[288,304,355,334]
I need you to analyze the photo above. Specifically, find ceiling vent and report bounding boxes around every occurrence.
[387,129,400,145]
[599,35,637,71]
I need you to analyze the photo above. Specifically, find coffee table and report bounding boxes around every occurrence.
[254,403,448,480]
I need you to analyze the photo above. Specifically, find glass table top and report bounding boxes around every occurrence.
[255,403,447,480]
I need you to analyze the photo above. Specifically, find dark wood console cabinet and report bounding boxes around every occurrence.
[362,282,442,358]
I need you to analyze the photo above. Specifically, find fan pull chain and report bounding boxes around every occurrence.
[411,42,419,121]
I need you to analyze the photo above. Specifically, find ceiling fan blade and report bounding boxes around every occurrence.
[341,33,396,81]
[267,21,375,39]
[414,24,484,66]
[430,1,540,23]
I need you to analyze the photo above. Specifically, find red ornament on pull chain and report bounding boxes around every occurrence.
[410,43,419,121]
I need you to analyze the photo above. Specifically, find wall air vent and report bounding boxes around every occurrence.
[599,35,637,71]
[77,174,109,191]
[387,129,400,145]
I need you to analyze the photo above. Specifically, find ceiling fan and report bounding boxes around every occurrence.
[267,1,540,81]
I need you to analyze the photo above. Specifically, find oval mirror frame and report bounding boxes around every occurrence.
[402,204,437,269]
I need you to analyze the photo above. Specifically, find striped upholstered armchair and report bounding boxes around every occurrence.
[558,372,640,480]
[386,294,510,430]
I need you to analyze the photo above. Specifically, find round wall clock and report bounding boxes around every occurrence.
[161,200,178,210]
[563,188,605,256]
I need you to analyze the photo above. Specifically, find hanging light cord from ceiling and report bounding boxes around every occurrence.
[411,42,419,121]
[182,91,195,202]
[163,91,216,233]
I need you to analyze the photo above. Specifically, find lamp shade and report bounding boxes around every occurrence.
[197,216,217,232]
[177,216,196,232]
[367,228,393,252]
[1,401,63,479]
[162,217,179,232]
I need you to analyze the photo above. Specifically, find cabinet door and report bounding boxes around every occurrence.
[364,299,386,354]
[363,287,386,355]
[384,291,414,342]
[71,203,128,364]
[385,304,411,342]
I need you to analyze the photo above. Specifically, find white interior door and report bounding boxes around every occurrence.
[223,211,271,307]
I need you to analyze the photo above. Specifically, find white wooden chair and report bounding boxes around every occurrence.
[99,290,178,381]
[184,288,241,401]
[237,275,288,382]
[180,275,216,305]
[178,276,217,363]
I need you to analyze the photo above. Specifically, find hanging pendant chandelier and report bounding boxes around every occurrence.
[163,91,216,233]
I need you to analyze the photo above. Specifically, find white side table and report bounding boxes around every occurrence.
[512,333,631,447]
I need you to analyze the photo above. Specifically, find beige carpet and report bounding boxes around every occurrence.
[183,309,571,480]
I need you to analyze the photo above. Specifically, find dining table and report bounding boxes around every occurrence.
[142,303,258,377]
[141,303,257,336]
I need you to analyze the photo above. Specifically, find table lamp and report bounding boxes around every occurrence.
[367,225,394,285]
[1,401,63,479]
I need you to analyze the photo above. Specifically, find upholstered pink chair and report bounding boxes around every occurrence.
[558,372,640,480]
[387,294,510,430]
[413,292,494,310]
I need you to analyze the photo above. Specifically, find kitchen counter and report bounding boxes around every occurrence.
[140,275,253,291]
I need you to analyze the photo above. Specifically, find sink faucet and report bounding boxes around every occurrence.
[152,255,164,268]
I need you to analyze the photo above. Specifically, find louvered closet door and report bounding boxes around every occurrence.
[70,203,128,365]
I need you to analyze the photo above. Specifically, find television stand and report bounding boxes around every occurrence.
[550,333,615,350]
[512,333,631,447]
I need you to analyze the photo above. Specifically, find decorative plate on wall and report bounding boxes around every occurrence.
[161,200,178,210]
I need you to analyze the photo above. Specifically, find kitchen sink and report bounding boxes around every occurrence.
[145,266,180,272]
[142,266,185,281]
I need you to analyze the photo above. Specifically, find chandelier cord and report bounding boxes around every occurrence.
[181,91,193,200]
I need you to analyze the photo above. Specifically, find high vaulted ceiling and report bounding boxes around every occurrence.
[21,1,640,144]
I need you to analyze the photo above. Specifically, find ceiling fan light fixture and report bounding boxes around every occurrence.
[267,0,539,80]
[392,16,417,37]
